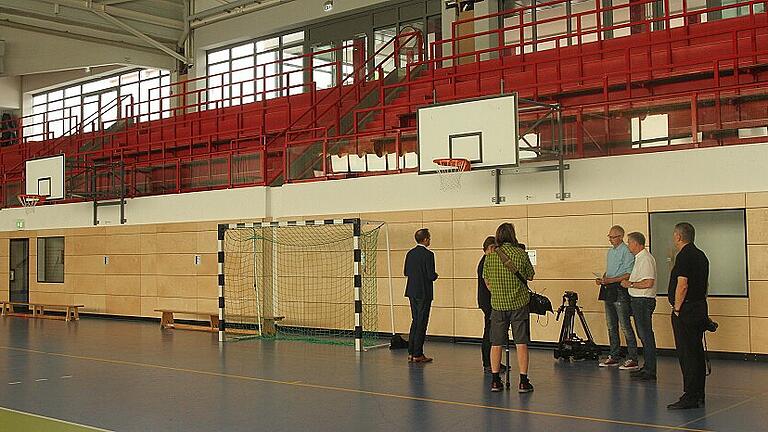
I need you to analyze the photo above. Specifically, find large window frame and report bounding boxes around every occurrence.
[29,69,171,140]
[648,209,749,298]
[37,236,65,284]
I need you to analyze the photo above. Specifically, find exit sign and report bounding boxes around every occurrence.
[16,219,24,229]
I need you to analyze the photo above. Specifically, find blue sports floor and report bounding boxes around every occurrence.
[0,317,766,431]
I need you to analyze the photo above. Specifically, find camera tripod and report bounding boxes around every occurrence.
[554,292,601,360]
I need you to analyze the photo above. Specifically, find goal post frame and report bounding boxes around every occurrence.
[218,218,380,351]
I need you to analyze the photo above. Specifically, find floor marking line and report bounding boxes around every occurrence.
[8,382,21,385]
[0,406,113,431]
[35,378,48,382]
[0,345,713,432]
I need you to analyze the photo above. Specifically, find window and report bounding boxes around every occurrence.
[206,31,306,106]
[29,68,171,139]
[649,210,747,297]
[631,114,669,147]
[37,237,64,283]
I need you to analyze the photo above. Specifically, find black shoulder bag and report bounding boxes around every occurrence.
[496,247,553,316]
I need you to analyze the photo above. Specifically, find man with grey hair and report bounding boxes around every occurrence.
[667,222,710,410]
[595,225,638,370]
[621,232,657,381]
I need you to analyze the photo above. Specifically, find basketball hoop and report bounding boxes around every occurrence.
[433,158,470,191]
[17,194,45,214]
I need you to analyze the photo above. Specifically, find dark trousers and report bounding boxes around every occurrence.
[408,298,432,357]
[631,296,657,375]
[671,301,708,399]
[481,307,492,367]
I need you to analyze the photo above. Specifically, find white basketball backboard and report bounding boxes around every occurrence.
[25,154,65,200]
[417,94,519,173]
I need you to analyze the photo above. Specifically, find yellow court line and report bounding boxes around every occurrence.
[0,406,113,431]
[1,345,713,432]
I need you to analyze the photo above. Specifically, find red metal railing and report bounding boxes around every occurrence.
[1,1,767,205]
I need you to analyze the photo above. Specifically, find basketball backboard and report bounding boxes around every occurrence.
[25,154,65,200]
[417,94,519,174]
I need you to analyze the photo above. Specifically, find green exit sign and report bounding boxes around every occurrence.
[16,219,24,229]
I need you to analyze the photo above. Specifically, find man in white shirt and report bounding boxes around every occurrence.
[621,232,658,381]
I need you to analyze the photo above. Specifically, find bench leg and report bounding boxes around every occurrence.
[73,308,80,321]
[38,306,45,318]
[210,315,220,332]
[160,312,174,329]
[65,307,71,322]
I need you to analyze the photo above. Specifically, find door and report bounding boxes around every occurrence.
[9,239,29,313]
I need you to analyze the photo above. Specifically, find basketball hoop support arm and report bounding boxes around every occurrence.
[492,101,569,204]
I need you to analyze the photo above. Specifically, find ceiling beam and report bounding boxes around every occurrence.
[0,14,170,56]
[189,0,295,29]
[0,4,178,44]
[37,0,184,30]
[93,10,191,65]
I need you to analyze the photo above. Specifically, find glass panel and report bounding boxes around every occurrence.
[312,43,335,90]
[231,42,255,58]
[64,87,81,98]
[257,51,279,99]
[32,94,47,106]
[256,36,280,52]
[650,210,747,296]
[208,49,230,64]
[282,31,305,45]
[283,45,305,95]
[37,237,64,284]
[427,15,442,59]
[374,27,397,76]
[48,90,64,101]
[121,70,140,84]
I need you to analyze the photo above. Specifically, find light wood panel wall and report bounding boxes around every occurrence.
[1,192,767,353]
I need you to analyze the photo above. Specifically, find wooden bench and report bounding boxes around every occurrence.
[155,309,284,335]
[0,301,84,322]
[156,309,220,332]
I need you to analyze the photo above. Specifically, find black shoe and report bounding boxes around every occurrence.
[518,380,534,393]
[490,380,504,392]
[667,397,703,410]
[629,368,645,378]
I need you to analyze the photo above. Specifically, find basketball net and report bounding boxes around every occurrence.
[433,158,470,191]
[18,194,45,215]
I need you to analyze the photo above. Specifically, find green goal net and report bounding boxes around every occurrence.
[219,220,388,350]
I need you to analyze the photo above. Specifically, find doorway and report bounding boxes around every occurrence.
[9,239,29,313]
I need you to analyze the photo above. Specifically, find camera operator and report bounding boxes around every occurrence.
[667,222,710,410]
[483,223,535,393]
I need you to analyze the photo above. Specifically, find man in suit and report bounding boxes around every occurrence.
[404,228,438,363]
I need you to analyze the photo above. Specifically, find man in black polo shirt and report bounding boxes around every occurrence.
[667,222,710,410]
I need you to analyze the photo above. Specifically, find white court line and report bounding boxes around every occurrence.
[35,378,48,382]
[0,406,113,431]
[8,382,21,385]
[61,375,73,379]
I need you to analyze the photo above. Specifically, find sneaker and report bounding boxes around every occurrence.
[490,380,504,392]
[619,359,640,371]
[518,380,534,393]
[599,357,620,367]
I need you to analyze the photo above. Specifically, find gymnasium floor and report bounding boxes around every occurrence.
[0,317,765,432]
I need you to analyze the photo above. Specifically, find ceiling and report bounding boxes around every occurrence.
[0,0,189,63]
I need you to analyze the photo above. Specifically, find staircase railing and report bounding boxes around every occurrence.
[278,29,424,182]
